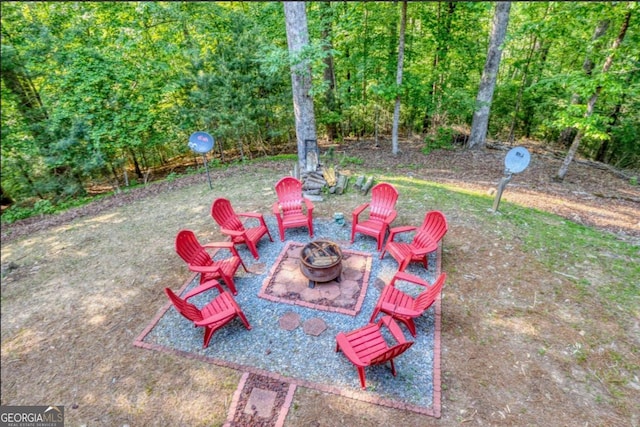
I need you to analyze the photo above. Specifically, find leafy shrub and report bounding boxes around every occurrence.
[423,127,455,154]
[2,199,54,224]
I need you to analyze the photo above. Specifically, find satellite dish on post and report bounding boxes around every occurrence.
[188,131,215,189]
[492,146,531,213]
[504,146,531,175]
[189,131,214,154]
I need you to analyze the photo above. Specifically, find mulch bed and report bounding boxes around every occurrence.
[224,372,296,427]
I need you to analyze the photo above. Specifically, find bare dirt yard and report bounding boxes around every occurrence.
[1,138,639,426]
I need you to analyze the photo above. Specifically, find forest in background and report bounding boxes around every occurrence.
[1,2,638,214]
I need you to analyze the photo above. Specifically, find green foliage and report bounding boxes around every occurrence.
[339,155,363,167]
[261,154,298,163]
[2,1,639,210]
[422,127,455,154]
[1,195,95,225]
[165,172,179,182]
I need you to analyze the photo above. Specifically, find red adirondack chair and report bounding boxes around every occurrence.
[369,271,447,337]
[351,182,398,251]
[335,315,414,389]
[211,198,273,260]
[272,176,314,241]
[175,229,247,297]
[380,210,448,271]
[164,286,251,349]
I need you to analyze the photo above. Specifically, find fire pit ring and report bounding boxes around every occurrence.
[299,240,343,288]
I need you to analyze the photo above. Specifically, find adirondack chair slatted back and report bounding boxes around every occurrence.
[275,177,304,215]
[211,198,244,231]
[419,211,448,241]
[410,212,447,250]
[175,230,213,267]
[413,273,447,312]
[369,183,398,221]
[165,288,203,322]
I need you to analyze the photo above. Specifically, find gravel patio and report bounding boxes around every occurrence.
[134,216,443,418]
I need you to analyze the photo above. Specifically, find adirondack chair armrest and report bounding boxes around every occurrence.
[392,271,431,288]
[238,212,266,226]
[379,316,408,343]
[352,202,370,219]
[202,242,239,257]
[195,308,236,326]
[272,202,281,216]
[303,197,314,212]
[220,228,245,238]
[188,264,221,274]
[203,241,234,250]
[336,333,366,366]
[387,225,416,242]
[238,212,263,219]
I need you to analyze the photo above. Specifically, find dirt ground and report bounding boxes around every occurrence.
[1,138,639,426]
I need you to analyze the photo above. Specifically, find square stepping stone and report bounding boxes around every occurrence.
[243,387,277,418]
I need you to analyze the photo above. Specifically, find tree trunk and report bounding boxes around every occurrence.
[466,2,511,149]
[391,1,408,156]
[284,2,318,172]
[320,1,338,142]
[130,149,143,180]
[522,40,550,138]
[362,4,369,105]
[558,19,610,147]
[557,9,631,181]
[508,33,539,144]
[424,1,456,132]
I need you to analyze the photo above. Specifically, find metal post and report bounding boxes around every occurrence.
[492,173,513,213]
[202,154,213,190]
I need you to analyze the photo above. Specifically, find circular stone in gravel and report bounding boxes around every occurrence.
[302,318,327,336]
[374,277,387,292]
[278,311,301,331]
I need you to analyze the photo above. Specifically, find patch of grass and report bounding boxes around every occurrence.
[261,153,298,163]
[1,194,101,225]
[385,175,639,322]
[165,172,180,182]
[339,155,364,167]
[500,206,639,316]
